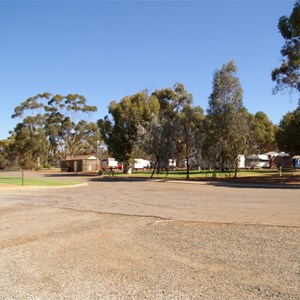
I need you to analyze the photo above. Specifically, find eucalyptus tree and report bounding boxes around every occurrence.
[248,111,278,154]
[139,83,204,178]
[205,61,249,177]
[149,85,181,173]
[11,93,98,165]
[11,94,49,168]
[177,104,205,178]
[276,106,300,155]
[0,141,8,169]
[11,123,48,169]
[149,83,197,175]
[140,116,173,176]
[98,91,159,173]
[0,139,16,169]
[272,0,300,102]
[173,84,205,179]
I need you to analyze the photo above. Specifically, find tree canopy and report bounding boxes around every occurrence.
[10,93,99,168]
[98,91,159,171]
[248,111,278,154]
[98,84,205,176]
[272,0,300,102]
[204,60,249,176]
[276,106,300,155]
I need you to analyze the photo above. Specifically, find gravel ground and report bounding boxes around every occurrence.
[0,204,299,300]
[0,172,299,299]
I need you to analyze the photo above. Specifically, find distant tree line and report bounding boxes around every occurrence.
[0,61,280,177]
[98,61,278,178]
[0,1,299,174]
[0,93,99,169]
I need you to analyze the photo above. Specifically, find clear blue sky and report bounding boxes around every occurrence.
[0,0,298,140]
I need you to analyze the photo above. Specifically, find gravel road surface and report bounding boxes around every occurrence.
[0,172,299,299]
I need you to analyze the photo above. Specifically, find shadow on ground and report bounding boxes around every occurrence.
[43,172,300,188]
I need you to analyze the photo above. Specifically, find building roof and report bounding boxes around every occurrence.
[61,155,98,161]
[262,151,278,156]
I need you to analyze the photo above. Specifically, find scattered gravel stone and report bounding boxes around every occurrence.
[0,206,299,299]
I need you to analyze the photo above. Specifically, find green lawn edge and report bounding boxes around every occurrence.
[112,169,299,179]
[0,176,81,186]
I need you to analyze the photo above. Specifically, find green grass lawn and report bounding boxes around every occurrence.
[0,176,80,186]
[113,169,296,179]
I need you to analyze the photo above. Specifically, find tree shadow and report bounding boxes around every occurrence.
[89,177,154,182]
[43,171,300,188]
[205,181,300,189]
[44,172,99,178]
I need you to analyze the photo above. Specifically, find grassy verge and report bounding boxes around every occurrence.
[0,176,80,186]
[112,169,298,179]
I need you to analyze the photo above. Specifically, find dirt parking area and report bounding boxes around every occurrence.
[0,174,299,299]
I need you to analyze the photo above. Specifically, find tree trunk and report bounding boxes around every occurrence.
[186,143,190,180]
[123,163,132,174]
[234,161,238,178]
[151,160,157,178]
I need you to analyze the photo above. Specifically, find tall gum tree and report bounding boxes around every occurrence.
[139,83,204,178]
[172,84,204,179]
[248,111,278,154]
[149,87,178,174]
[272,0,300,102]
[11,93,98,166]
[98,91,159,173]
[205,60,249,177]
[272,0,300,157]
[147,84,194,176]
[276,106,300,155]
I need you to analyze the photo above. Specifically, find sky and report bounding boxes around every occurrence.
[0,0,298,140]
